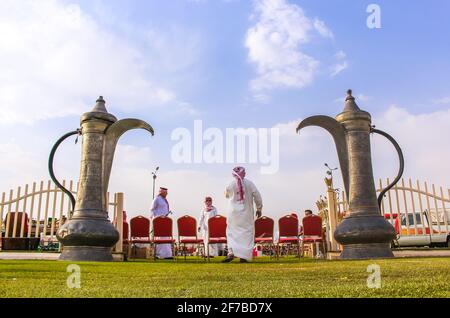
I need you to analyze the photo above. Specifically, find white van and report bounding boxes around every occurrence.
[384,210,450,247]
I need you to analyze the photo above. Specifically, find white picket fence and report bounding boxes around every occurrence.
[320,177,450,249]
[0,180,123,252]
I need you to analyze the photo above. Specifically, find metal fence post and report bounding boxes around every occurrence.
[114,193,124,254]
[325,177,340,252]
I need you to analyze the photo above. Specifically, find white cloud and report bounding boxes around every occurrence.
[313,18,334,39]
[334,50,346,60]
[0,141,44,187]
[330,50,348,77]
[187,0,239,3]
[252,93,271,104]
[357,94,371,102]
[145,27,203,75]
[330,61,348,77]
[245,0,333,95]
[432,97,450,105]
[0,0,194,124]
[371,106,450,188]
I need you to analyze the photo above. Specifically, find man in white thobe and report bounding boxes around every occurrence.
[223,167,263,263]
[150,187,173,259]
[198,196,220,257]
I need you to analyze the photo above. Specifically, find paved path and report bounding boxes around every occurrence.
[0,252,60,260]
[0,252,124,261]
[326,249,450,259]
[393,249,450,258]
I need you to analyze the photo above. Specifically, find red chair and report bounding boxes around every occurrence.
[1,212,30,250]
[129,215,151,258]
[123,221,129,244]
[254,216,275,258]
[177,215,205,261]
[301,215,325,257]
[384,213,400,235]
[207,215,227,262]
[277,215,301,258]
[121,212,129,242]
[151,216,176,260]
[3,212,29,237]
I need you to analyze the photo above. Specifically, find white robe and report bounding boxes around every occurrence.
[150,195,172,258]
[225,178,263,261]
[198,206,219,256]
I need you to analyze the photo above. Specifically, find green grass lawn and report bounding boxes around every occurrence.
[0,257,449,298]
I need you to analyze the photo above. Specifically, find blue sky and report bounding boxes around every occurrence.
[0,0,449,220]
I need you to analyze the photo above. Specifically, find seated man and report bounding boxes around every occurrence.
[301,209,324,258]
[299,209,313,235]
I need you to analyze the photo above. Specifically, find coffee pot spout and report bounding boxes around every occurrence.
[102,119,155,198]
[297,115,350,199]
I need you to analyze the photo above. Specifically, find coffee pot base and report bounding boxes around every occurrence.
[339,243,394,259]
[59,246,114,262]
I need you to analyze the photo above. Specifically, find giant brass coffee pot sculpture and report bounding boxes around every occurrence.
[297,90,404,259]
[49,96,154,261]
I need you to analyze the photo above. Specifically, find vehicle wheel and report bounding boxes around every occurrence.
[447,236,450,248]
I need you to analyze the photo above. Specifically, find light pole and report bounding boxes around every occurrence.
[324,163,340,253]
[324,163,338,191]
[324,163,338,181]
[152,166,159,199]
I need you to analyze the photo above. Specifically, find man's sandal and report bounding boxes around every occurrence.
[221,255,234,263]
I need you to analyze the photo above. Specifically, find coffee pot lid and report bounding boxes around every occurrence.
[343,89,361,112]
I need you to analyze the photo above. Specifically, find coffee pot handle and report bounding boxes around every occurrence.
[48,129,82,214]
[371,127,405,210]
